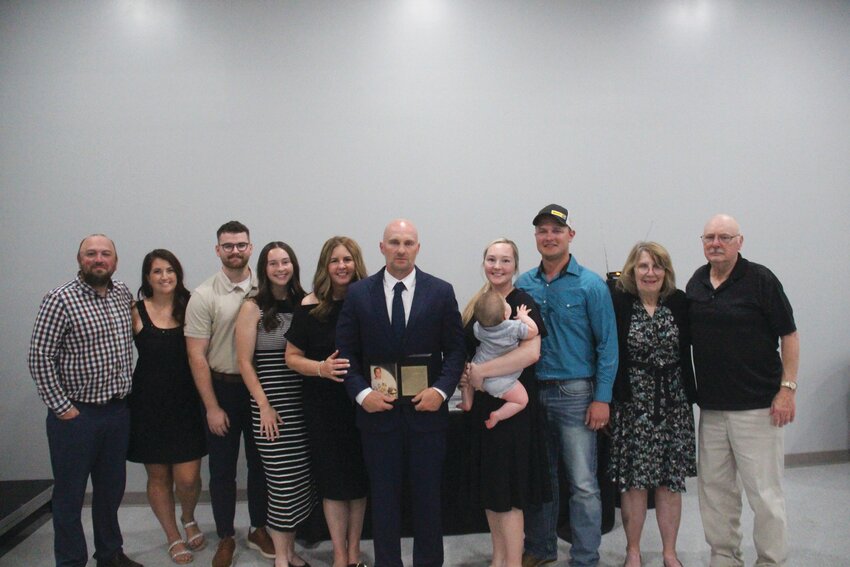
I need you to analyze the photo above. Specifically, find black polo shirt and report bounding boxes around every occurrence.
[686,255,796,411]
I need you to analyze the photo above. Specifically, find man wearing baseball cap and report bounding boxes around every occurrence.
[516,204,618,567]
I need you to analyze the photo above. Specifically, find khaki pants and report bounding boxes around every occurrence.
[698,408,787,567]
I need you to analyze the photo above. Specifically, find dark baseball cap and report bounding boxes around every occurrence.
[532,204,572,229]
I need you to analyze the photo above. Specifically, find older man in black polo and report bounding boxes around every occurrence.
[687,214,799,567]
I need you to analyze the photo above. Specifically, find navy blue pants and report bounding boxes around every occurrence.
[46,400,129,567]
[206,379,267,538]
[361,424,446,567]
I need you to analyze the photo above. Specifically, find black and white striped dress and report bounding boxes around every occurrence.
[252,301,316,531]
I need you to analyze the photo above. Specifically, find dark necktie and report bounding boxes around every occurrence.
[392,281,406,343]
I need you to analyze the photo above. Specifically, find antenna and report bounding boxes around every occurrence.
[601,223,621,288]
[644,220,654,242]
[603,241,610,274]
[597,216,610,273]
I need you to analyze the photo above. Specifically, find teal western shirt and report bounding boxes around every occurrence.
[516,255,618,403]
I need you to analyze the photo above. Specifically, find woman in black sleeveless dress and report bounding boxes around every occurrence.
[285,236,370,567]
[460,239,550,567]
[128,249,207,564]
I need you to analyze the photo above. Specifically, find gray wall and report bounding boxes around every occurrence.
[2,0,848,493]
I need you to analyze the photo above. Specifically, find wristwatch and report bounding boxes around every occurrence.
[780,380,797,392]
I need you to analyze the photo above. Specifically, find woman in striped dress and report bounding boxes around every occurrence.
[236,241,316,567]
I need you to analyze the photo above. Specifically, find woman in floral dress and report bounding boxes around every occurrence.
[609,242,696,567]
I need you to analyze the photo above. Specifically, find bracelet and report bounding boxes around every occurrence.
[317,360,324,378]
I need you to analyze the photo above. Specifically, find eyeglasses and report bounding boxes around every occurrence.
[700,234,740,244]
[219,242,250,252]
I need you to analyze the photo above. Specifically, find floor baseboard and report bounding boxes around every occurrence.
[114,451,850,504]
[785,449,850,468]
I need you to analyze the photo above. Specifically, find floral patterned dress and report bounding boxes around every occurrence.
[608,299,696,492]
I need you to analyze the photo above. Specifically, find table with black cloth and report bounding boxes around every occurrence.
[297,411,615,545]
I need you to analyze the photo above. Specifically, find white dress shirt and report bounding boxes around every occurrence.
[383,268,416,325]
[356,268,446,404]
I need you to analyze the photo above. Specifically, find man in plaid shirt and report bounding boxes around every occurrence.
[29,234,142,567]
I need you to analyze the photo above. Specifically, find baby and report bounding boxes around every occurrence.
[458,289,539,429]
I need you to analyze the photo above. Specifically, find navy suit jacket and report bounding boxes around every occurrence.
[337,267,466,433]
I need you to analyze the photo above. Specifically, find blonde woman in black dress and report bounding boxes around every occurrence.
[285,236,370,567]
[236,242,316,567]
[128,249,207,564]
[461,239,549,567]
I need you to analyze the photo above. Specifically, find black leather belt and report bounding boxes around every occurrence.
[537,377,593,387]
[70,395,125,406]
[211,371,243,383]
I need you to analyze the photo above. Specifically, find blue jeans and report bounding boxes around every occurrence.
[524,379,601,567]
[46,400,129,567]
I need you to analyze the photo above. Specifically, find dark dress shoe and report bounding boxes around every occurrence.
[97,551,143,567]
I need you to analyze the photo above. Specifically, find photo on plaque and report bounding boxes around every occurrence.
[370,364,398,400]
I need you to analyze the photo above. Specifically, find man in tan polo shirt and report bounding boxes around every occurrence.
[185,220,273,567]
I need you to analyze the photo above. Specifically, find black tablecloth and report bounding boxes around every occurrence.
[298,412,614,544]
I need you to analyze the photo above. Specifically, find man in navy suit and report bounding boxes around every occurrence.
[337,218,466,567]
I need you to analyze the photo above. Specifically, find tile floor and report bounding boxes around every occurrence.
[1,462,847,566]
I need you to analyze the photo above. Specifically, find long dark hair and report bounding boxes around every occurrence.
[254,241,305,331]
[137,249,191,325]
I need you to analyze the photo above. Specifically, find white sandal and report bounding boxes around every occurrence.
[168,540,193,564]
[182,519,207,551]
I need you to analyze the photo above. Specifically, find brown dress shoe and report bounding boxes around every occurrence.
[96,552,143,567]
[247,526,275,559]
[521,553,557,567]
[212,536,235,567]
